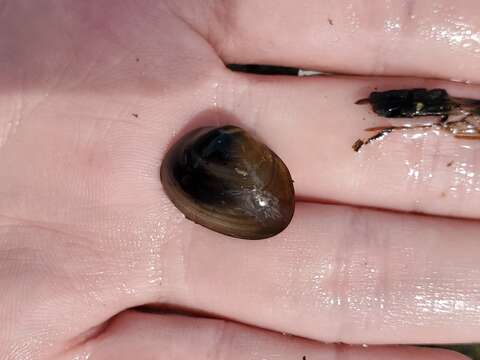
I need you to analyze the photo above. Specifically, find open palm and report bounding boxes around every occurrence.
[1,1,480,359]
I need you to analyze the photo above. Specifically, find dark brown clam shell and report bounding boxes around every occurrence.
[160,126,295,240]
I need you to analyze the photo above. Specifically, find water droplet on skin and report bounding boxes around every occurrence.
[211,82,220,107]
[461,39,478,49]
[384,18,402,32]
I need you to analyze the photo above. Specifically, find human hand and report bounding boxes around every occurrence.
[1,1,479,359]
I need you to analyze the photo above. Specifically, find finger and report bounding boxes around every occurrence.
[159,203,480,345]
[221,73,480,219]
[203,0,480,82]
[64,311,468,360]
[5,202,479,352]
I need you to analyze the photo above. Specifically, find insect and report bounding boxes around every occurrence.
[353,88,480,151]
[160,126,295,240]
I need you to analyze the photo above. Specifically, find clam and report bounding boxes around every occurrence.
[160,126,295,239]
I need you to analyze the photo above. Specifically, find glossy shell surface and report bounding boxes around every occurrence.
[160,126,295,240]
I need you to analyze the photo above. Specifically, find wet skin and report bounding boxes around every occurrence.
[1,1,480,359]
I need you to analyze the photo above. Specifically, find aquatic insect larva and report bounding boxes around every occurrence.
[354,88,480,151]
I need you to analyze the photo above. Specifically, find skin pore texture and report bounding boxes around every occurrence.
[0,0,480,359]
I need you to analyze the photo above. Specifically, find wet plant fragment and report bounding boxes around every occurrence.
[354,88,480,151]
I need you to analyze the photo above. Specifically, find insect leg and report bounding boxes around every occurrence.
[355,98,371,105]
[353,124,435,152]
[353,126,394,152]
[454,134,480,140]
[441,114,469,126]
[441,114,476,138]
[450,117,480,139]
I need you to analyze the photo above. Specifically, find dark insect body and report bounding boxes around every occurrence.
[160,126,295,240]
[354,88,480,151]
[356,88,454,118]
